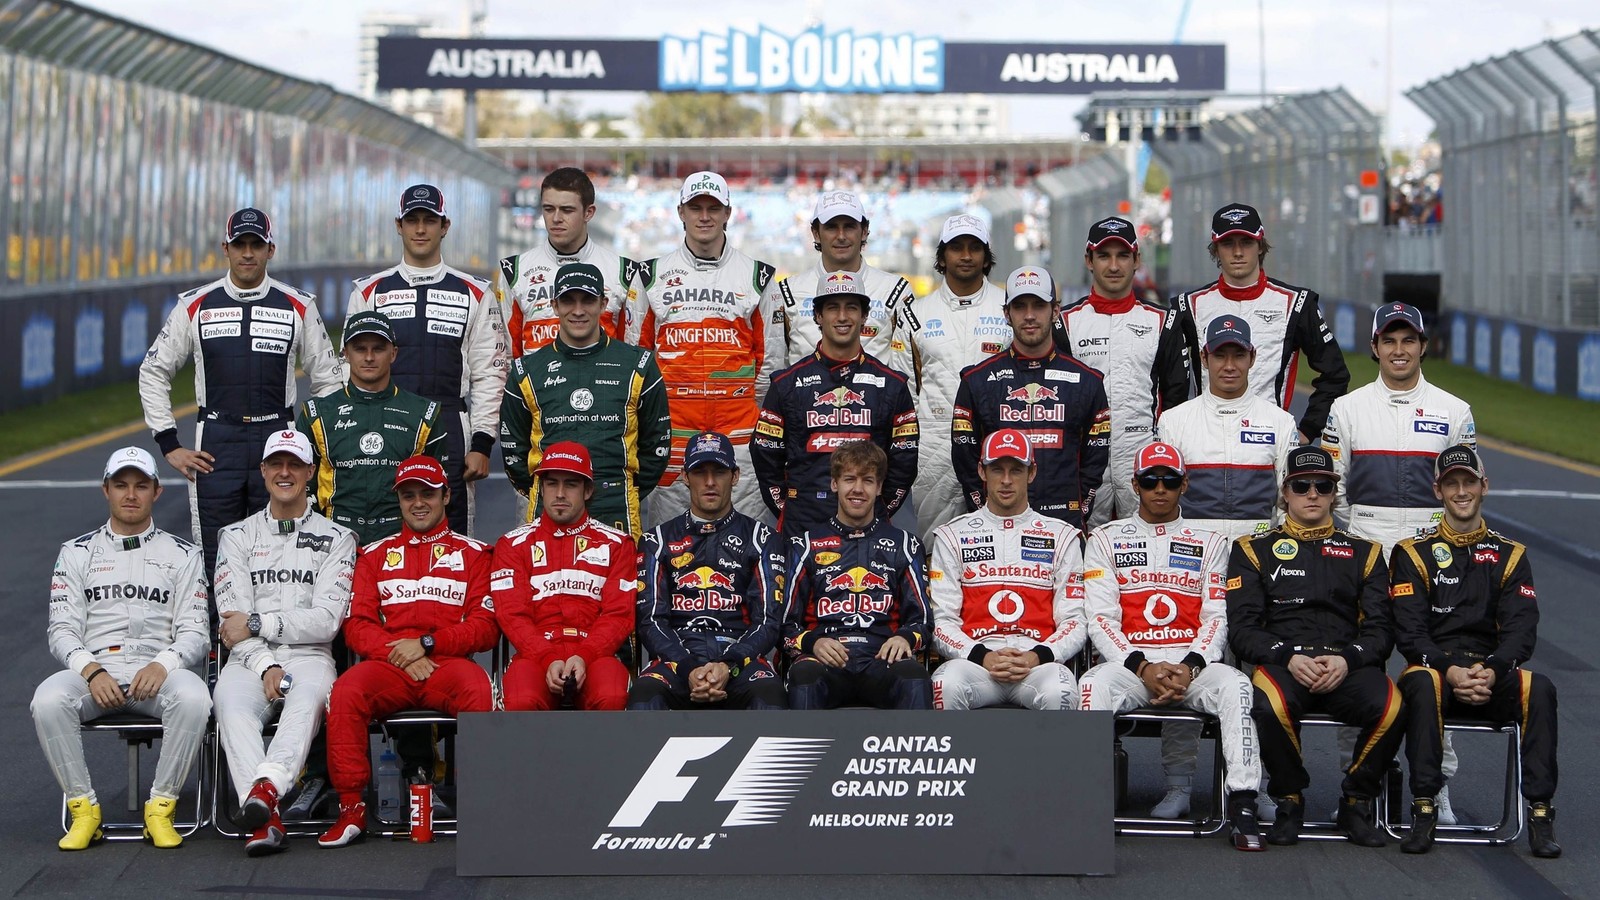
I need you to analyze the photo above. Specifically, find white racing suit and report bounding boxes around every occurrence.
[32,522,211,803]
[929,506,1086,710]
[898,279,1011,540]
[1079,515,1260,794]
[212,507,357,802]
[1155,392,1298,540]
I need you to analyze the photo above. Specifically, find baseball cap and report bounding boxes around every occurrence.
[1373,302,1426,338]
[683,431,738,471]
[1085,216,1138,252]
[679,171,731,206]
[1204,316,1254,352]
[554,262,604,299]
[1210,203,1265,242]
[261,429,313,465]
[939,214,991,247]
[814,270,871,311]
[342,310,396,347]
[1004,266,1055,305]
[393,455,448,491]
[1434,444,1485,481]
[225,207,273,244]
[103,446,160,482]
[1134,442,1186,476]
[535,441,594,482]
[980,429,1035,467]
[399,183,446,218]
[812,190,867,224]
[1285,446,1337,480]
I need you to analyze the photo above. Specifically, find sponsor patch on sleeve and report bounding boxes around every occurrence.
[1390,583,1414,598]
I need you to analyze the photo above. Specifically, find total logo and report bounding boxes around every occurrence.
[595,736,834,849]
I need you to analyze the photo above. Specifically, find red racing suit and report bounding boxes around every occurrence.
[492,516,636,710]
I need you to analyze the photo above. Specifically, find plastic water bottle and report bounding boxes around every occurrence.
[377,744,403,824]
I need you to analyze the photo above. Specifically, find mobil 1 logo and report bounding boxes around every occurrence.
[457,710,1110,876]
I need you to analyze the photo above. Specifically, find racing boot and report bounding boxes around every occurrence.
[245,811,289,857]
[238,778,279,832]
[284,775,330,821]
[1434,784,1457,826]
[142,796,183,849]
[1266,794,1304,846]
[1400,797,1437,854]
[317,799,367,849]
[1151,775,1193,819]
[59,796,103,851]
[1336,794,1386,847]
[1227,791,1266,851]
[1528,803,1561,859]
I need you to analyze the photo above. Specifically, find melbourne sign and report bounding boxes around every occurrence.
[456,710,1113,876]
[377,29,1224,94]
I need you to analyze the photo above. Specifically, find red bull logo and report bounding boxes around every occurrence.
[814,387,867,407]
[1004,383,1059,404]
[824,566,891,593]
[674,566,736,590]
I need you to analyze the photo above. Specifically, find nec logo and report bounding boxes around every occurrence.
[1239,431,1276,444]
[1413,420,1448,435]
[609,736,832,828]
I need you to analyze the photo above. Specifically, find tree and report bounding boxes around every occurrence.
[634,93,764,138]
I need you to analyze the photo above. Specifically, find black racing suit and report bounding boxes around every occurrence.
[781,517,932,710]
[1390,520,1557,803]
[951,346,1111,530]
[1229,521,1403,801]
[630,509,788,710]
[751,348,918,541]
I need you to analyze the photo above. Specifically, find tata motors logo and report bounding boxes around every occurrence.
[661,27,943,93]
[604,737,832,842]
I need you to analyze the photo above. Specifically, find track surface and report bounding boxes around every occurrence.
[0,410,1592,898]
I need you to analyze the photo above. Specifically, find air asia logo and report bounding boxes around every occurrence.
[604,736,833,837]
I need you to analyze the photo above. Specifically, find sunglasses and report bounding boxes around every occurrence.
[1288,478,1336,496]
[1136,473,1184,490]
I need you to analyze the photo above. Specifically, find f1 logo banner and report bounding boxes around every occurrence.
[457,710,1112,876]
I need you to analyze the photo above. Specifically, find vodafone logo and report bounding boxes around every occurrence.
[987,589,1025,624]
[1143,592,1177,626]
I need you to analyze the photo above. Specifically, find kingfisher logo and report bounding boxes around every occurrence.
[604,736,833,837]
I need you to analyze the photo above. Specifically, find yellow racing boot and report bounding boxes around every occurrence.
[142,796,183,849]
[59,796,103,851]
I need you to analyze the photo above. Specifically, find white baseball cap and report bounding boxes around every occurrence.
[1004,266,1056,305]
[812,190,867,224]
[939,214,991,247]
[261,429,314,465]
[103,446,159,482]
[679,171,730,206]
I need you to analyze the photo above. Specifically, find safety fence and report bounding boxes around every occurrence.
[0,0,511,411]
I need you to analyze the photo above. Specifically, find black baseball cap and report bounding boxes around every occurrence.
[1204,316,1254,352]
[226,207,273,244]
[1435,444,1485,481]
[1086,216,1138,252]
[1373,302,1426,338]
[1285,446,1337,480]
[554,262,604,298]
[1210,203,1265,242]
[399,183,447,218]
[343,311,396,347]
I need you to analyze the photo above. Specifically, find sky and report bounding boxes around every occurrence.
[76,0,1593,147]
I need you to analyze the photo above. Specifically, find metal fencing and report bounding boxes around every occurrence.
[1407,31,1600,330]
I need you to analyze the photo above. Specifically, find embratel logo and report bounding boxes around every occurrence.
[597,736,833,849]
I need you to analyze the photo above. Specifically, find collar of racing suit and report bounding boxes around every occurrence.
[263,505,315,533]
[1215,270,1268,301]
[1008,344,1058,363]
[547,237,590,263]
[1084,290,1137,315]
[1281,518,1335,541]
[400,520,454,544]
[687,508,737,534]
[939,281,987,308]
[1377,370,1430,403]
[554,333,609,358]
[977,503,1036,530]
[100,519,158,549]
[1436,517,1489,547]
[1131,512,1187,534]
[685,240,730,270]
[397,259,446,285]
[829,515,881,540]
[1200,389,1250,418]
[534,515,594,540]
[814,348,865,368]
[222,275,271,303]
[343,383,400,402]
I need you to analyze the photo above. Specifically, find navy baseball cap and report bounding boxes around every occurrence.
[1086,216,1138,252]
[1373,302,1426,338]
[683,432,738,471]
[1205,316,1254,352]
[399,183,447,218]
[555,262,604,298]
[343,311,396,347]
[225,207,273,244]
[1210,203,1265,241]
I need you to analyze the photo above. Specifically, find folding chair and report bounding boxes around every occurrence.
[65,712,212,841]
[1385,719,1524,846]
[1112,707,1229,837]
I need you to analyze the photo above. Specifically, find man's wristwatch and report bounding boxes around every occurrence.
[420,634,435,656]
[247,613,262,637]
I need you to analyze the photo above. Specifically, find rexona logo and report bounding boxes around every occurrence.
[602,736,832,846]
